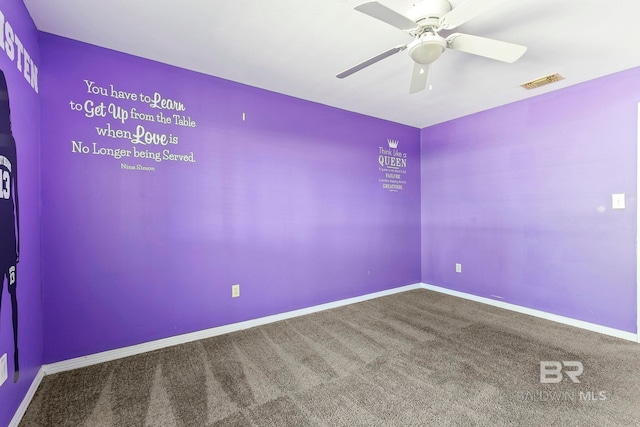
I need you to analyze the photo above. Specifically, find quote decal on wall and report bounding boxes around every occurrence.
[68,79,197,171]
[378,139,407,192]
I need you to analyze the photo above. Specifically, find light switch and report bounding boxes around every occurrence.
[612,193,625,210]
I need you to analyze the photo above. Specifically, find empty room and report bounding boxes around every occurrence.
[1,0,640,425]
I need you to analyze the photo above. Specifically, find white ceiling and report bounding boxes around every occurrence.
[23,0,640,128]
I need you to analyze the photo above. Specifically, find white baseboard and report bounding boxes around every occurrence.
[43,282,424,375]
[421,283,638,342]
[9,366,45,427]
[43,281,638,377]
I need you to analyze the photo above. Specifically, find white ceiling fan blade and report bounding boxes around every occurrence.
[447,33,526,63]
[337,45,406,79]
[409,63,429,94]
[355,1,418,31]
[439,0,510,29]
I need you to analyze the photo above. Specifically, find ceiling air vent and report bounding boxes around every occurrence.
[521,73,564,90]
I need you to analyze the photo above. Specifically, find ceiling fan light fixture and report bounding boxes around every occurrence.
[408,34,446,64]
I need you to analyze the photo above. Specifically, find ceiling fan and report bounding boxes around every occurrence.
[337,0,527,93]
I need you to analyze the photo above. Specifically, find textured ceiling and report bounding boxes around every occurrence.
[23,0,640,128]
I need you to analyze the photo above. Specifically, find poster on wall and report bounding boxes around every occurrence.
[0,5,39,385]
[378,138,408,192]
[68,79,199,171]
[0,69,20,383]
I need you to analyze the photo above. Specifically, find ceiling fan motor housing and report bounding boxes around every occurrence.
[408,33,446,64]
[406,0,452,26]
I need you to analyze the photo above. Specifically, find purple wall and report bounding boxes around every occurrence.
[39,34,421,363]
[0,1,42,426]
[421,67,639,332]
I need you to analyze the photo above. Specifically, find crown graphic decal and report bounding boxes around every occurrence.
[387,139,399,149]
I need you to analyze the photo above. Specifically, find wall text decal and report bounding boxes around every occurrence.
[378,139,407,192]
[68,79,198,171]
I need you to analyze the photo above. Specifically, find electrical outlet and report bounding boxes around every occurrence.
[0,354,7,386]
[232,284,240,298]
[455,263,462,273]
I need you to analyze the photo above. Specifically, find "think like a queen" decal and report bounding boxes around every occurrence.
[378,138,407,192]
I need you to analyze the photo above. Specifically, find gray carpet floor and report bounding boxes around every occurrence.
[20,289,640,426]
